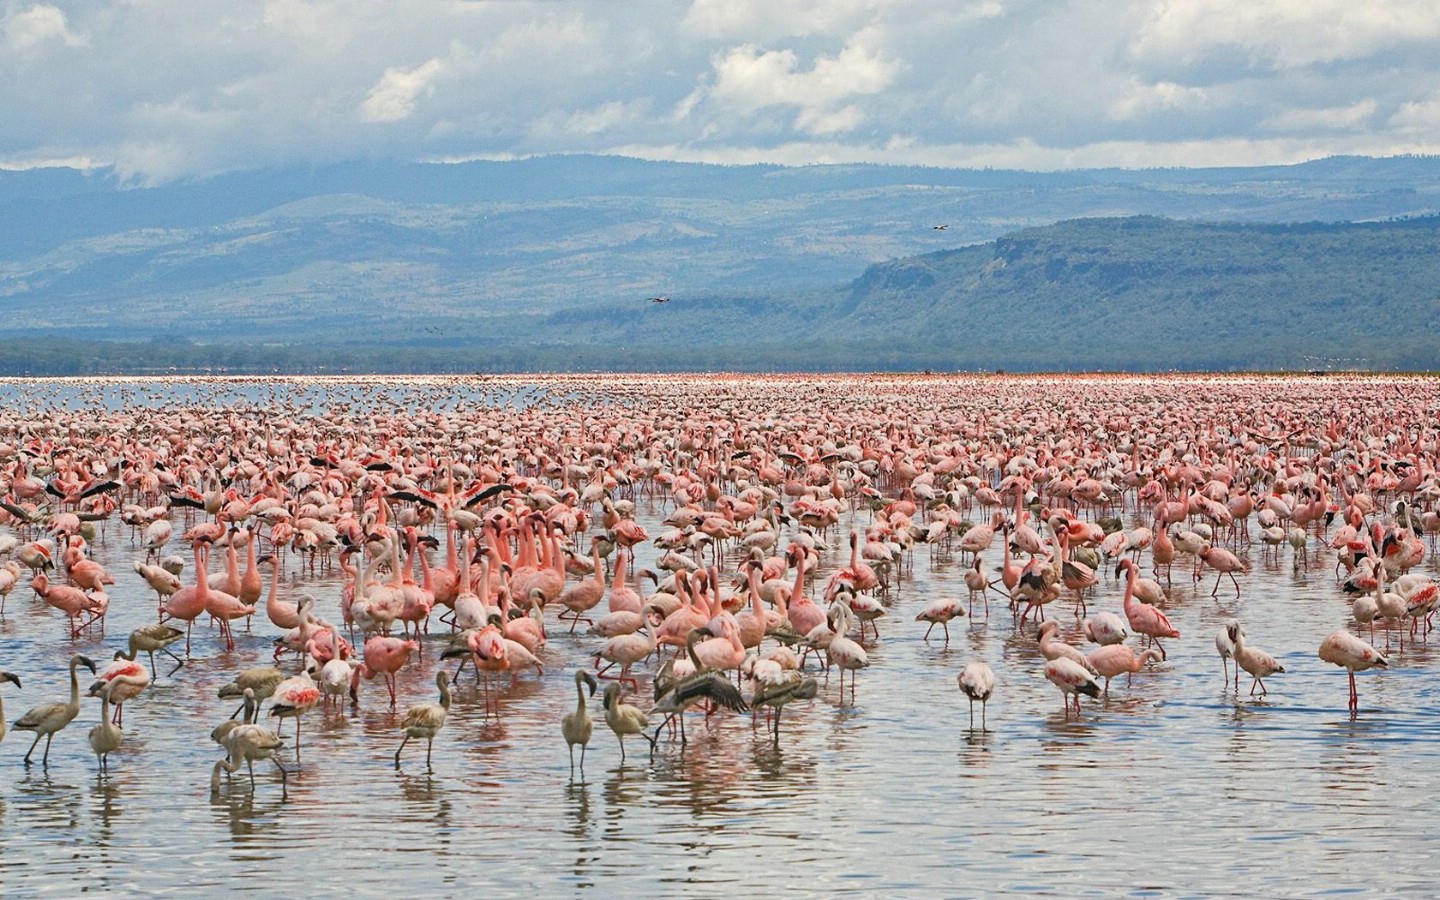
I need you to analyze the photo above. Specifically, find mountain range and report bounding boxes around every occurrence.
[1,154,1438,372]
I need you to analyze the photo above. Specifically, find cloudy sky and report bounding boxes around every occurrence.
[4,0,1440,184]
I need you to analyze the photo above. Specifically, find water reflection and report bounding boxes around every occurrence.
[211,788,286,842]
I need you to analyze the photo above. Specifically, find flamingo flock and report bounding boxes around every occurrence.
[0,372,1433,793]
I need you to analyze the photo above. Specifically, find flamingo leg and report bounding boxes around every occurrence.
[23,731,43,764]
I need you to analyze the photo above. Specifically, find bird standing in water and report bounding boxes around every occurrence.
[601,682,653,762]
[562,670,597,774]
[88,683,123,772]
[396,670,452,769]
[958,661,995,731]
[12,654,96,766]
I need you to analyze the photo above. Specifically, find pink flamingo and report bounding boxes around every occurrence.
[160,541,211,654]
[88,639,152,725]
[1318,630,1388,716]
[785,545,825,637]
[67,554,114,593]
[1117,559,1180,659]
[32,573,102,637]
[441,621,507,714]
[268,667,321,759]
[260,553,302,630]
[1198,544,1248,598]
[204,564,254,653]
[1045,656,1100,718]
[557,537,605,631]
[607,547,642,614]
[1086,644,1163,696]
[355,634,419,707]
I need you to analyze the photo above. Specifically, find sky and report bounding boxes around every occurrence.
[4,0,1440,184]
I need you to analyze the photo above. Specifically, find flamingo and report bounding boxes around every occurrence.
[962,555,991,618]
[260,553,302,631]
[915,594,967,643]
[1198,544,1249,598]
[1117,559,1180,659]
[1087,645,1163,696]
[1038,620,1098,674]
[557,536,605,631]
[133,560,181,611]
[218,666,285,718]
[161,541,215,655]
[827,603,870,703]
[592,606,658,692]
[88,637,152,725]
[651,628,748,745]
[1318,630,1388,716]
[748,667,818,744]
[211,719,287,795]
[1216,619,1241,692]
[1233,626,1285,696]
[1045,656,1100,718]
[354,635,419,707]
[268,667,321,759]
[395,670,452,769]
[1081,612,1128,646]
[957,661,995,731]
[32,572,103,637]
[441,620,508,714]
[0,560,22,614]
[601,681,654,761]
[561,670,597,774]
[12,654,96,766]
[318,630,358,710]
[88,684,124,772]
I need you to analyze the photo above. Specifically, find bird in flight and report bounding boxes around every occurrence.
[932,224,948,230]
[649,296,671,303]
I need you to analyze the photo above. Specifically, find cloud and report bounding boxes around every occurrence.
[1131,0,1440,71]
[1263,100,1378,133]
[1,1,1439,183]
[3,4,86,53]
[361,59,447,124]
[700,36,899,135]
[681,0,882,41]
[1389,94,1440,134]
[1107,79,1210,123]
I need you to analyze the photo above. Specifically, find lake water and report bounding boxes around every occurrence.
[0,375,1435,897]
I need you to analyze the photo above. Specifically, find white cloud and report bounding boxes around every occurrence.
[1263,100,1378,133]
[1389,95,1440,134]
[701,36,898,134]
[1132,0,1440,70]
[1106,79,1209,122]
[565,100,639,136]
[3,4,85,53]
[361,59,446,124]
[0,0,1438,182]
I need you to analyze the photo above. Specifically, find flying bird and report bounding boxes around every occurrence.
[649,296,671,303]
[932,224,948,230]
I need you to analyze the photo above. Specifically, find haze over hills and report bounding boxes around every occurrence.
[1,154,1438,372]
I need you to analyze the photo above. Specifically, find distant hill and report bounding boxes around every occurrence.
[1,155,1438,372]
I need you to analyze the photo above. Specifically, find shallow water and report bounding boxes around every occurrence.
[0,376,1436,897]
